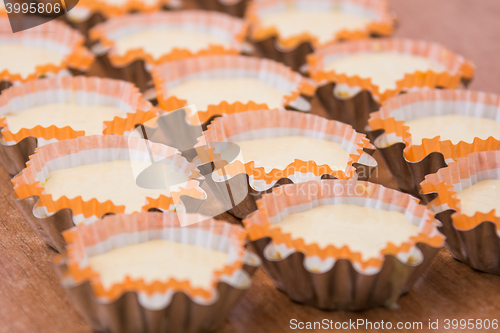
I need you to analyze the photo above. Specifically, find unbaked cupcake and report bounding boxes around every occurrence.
[308,38,475,132]
[54,211,260,333]
[421,150,500,275]
[247,0,395,71]
[0,17,94,92]
[0,76,157,176]
[152,55,316,124]
[65,0,182,37]
[11,135,202,251]
[200,109,377,218]
[243,179,444,310]
[368,89,500,198]
[90,10,248,91]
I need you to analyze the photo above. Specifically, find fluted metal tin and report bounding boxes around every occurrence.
[434,211,500,275]
[0,135,37,177]
[220,153,378,220]
[253,38,314,72]
[94,54,152,93]
[249,237,440,311]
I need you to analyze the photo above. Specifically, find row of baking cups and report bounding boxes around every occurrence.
[11,134,203,252]
[199,109,378,219]
[246,0,396,71]
[54,211,261,333]
[307,38,475,133]
[243,179,445,310]
[368,89,500,199]
[151,54,316,125]
[421,150,500,275]
[0,17,94,92]
[89,10,249,91]
[0,76,158,176]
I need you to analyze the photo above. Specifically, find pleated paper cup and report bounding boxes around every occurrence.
[54,211,260,333]
[368,89,500,198]
[193,0,248,17]
[11,135,202,251]
[0,76,158,176]
[308,38,475,133]
[0,18,94,90]
[246,0,395,71]
[65,0,182,37]
[90,10,248,91]
[199,109,377,218]
[421,150,500,275]
[0,1,6,16]
[152,55,316,125]
[243,179,444,310]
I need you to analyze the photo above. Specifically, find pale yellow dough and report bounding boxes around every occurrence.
[260,8,372,45]
[5,103,126,135]
[113,29,230,59]
[456,179,500,216]
[405,114,500,145]
[43,160,189,214]
[89,239,228,290]
[167,78,285,111]
[275,204,420,261]
[236,136,350,172]
[0,44,65,78]
[324,52,446,92]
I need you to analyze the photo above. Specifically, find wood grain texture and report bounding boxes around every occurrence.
[2,1,500,332]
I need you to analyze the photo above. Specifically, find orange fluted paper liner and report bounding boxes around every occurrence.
[368,89,500,197]
[54,211,260,332]
[0,18,94,83]
[202,109,375,192]
[11,135,202,226]
[90,11,248,68]
[420,150,500,274]
[247,0,394,50]
[370,89,500,163]
[152,55,316,122]
[308,38,475,103]
[242,179,444,310]
[0,76,157,145]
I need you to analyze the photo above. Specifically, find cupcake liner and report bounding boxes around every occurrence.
[247,0,395,71]
[193,0,248,17]
[64,0,181,37]
[53,211,261,333]
[243,179,444,310]
[308,38,475,133]
[11,135,203,251]
[0,18,94,88]
[368,89,500,199]
[199,109,377,218]
[420,150,500,274]
[151,55,316,124]
[89,11,248,91]
[0,76,158,176]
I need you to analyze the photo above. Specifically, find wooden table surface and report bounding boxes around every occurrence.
[2,1,500,332]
